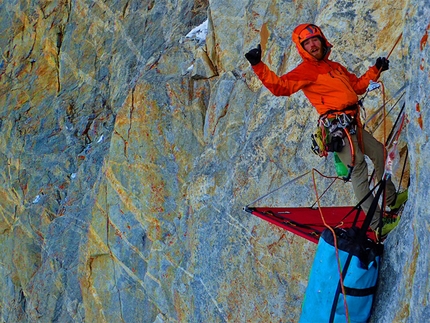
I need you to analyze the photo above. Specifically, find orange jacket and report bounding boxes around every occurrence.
[252,24,380,116]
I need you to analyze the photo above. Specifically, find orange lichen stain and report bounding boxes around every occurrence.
[35,229,45,240]
[114,228,124,239]
[420,25,429,51]
[394,234,420,321]
[20,183,28,196]
[260,22,270,54]
[248,21,259,33]
[150,182,166,213]
[147,222,163,241]
[416,102,423,129]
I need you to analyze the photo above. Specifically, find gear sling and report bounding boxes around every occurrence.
[311,103,362,181]
[299,180,385,323]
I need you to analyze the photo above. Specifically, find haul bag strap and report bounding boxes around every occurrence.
[359,179,386,239]
[343,285,378,297]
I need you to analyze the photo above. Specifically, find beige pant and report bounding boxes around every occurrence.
[336,129,397,229]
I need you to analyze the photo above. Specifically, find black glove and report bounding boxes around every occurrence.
[245,44,262,66]
[375,57,389,71]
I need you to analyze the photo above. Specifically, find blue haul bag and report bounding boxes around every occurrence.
[300,227,384,323]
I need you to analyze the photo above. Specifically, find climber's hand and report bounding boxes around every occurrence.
[245,44,262,66]
[375,57,389,72]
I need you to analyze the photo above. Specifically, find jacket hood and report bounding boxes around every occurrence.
[292,24,333,61]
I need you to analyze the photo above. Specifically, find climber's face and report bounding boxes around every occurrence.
[303,36,324,60]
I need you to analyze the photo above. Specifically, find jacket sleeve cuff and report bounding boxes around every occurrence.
[371,65,379,72]
[252,61,265,72]
[370,65,380,79]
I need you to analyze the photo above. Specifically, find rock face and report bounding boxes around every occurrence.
[0,0,428,322]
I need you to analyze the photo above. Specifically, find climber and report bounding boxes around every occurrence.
[245,23,408,235]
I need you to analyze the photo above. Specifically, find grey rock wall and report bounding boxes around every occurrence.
[0,0,428,322]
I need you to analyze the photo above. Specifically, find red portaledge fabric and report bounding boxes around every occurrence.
[246,206,377,244]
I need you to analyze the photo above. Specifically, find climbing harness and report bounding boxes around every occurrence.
[311,104,360,182]
[319,112,356,148]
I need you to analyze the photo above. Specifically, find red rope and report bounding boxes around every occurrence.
[375,33,403,78]
[387,33,403,59]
